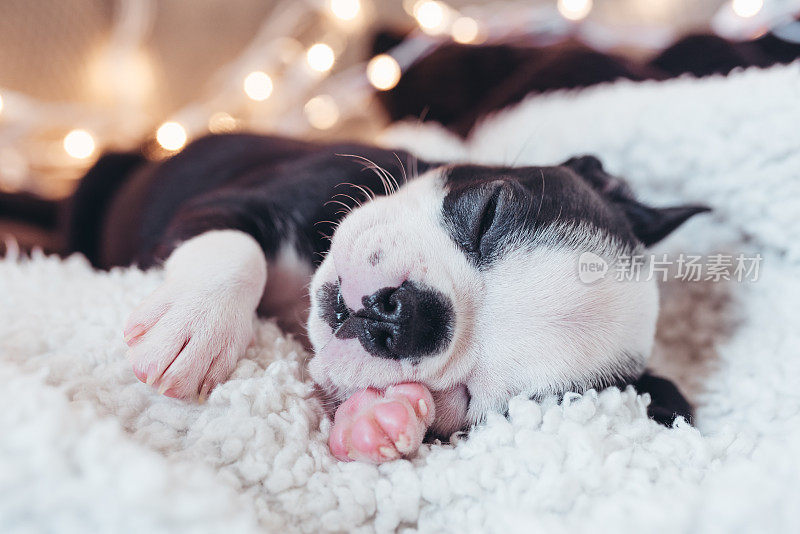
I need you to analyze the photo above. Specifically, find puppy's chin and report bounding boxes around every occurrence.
[306,331,408,395]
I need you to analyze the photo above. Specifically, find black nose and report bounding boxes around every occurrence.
[352,282,453,360]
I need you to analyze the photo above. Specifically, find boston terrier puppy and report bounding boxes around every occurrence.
[70,133,706,463]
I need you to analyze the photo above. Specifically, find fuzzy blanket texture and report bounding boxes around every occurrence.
[2,63,800,533]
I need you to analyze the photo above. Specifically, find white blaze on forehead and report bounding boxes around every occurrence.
[330,169,462,311]
[307,169,481,393]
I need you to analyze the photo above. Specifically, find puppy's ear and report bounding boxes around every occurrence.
[617,203,711,247]
[563,155,710,247]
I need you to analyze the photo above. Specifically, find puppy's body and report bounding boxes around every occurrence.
[75,133,703,461]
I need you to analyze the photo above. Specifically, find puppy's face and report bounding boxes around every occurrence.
[307,157,706,432]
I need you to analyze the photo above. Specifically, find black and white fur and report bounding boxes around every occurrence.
[73,134,704,437]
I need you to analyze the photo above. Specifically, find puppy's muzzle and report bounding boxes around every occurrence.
[340,281,454,360]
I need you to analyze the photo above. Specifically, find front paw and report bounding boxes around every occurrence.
[329,383,435,463]
[123,282,255,401]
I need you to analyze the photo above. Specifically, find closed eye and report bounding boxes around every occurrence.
[472,185,502,256]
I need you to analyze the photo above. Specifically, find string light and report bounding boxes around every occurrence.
[243,71,274,101]
[414,1,447,34]
[367,54,402,91]
[307,43,335,72]
[208,112,238,133]
[88,48,154,108]
[451,16,479,44]
[10,0,789,191]
[558,0,593,21]
[329,0,360,21]
[732,0,763,18]
[63,129,96,160]
[304,95,339,129]
[156,121,187,151]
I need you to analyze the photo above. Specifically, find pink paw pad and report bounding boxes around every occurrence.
[329,383,435,463]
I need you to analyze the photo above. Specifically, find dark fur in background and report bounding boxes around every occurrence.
[374,30,800,137]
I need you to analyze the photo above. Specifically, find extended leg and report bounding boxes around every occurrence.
[124,230,267,400]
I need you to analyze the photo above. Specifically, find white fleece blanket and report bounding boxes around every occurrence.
[2,64,800,533]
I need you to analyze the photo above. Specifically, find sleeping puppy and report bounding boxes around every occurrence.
[73,133,706,463]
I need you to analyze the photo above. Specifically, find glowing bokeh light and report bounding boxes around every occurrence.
[451,16,479,43]
[367,54,402,91]
[63,129,96,159]
[414,1,447,33]
[558,0,593,21]
[304,95,340,129]
[732,0,763,18]
[243,71,274,101]
[330,0,360,20]
[208,112,238,133]
[156,121,187,151]
[307,43,336,72]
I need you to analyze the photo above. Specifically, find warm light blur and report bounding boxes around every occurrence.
[330,0,361,21]
[156,121,187,151]
[88,48,155,107]
[304,95,340,129]
[243,71,274,101]
[63,129,96,159]
[307,43,336,72]
[558,0,593,21]
[367,54,402,91]
[0,147,28,191]
[732,0,763,18]
[276,37,303,64]
[414,1,447,34]
[0,93,4,116]
[208,112,238,133]
[451,16,479,44]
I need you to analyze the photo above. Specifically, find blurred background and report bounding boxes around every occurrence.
[1,0,799,251]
